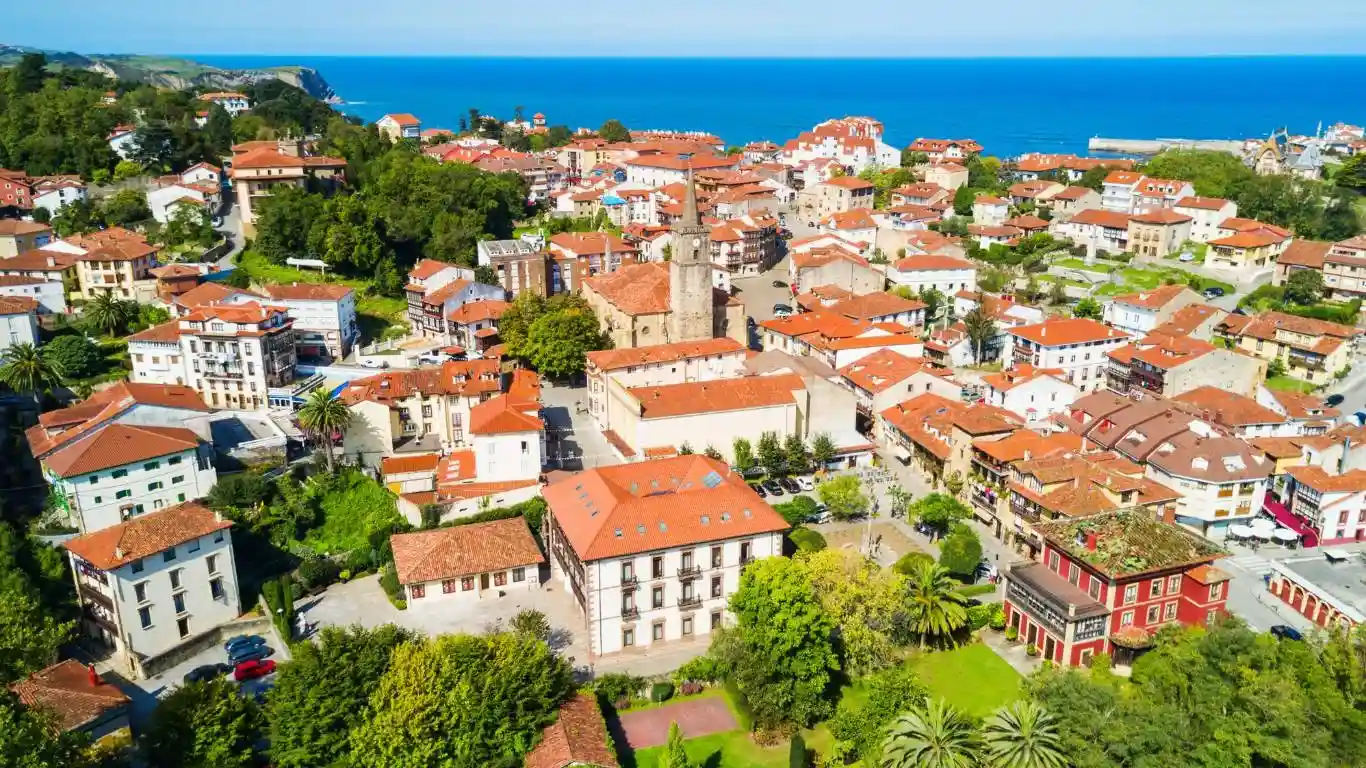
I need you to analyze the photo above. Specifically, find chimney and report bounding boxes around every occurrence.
[1162,505,1176,525]
[87,664,101,687]
[1340,438,1352,476]
[1085,532,1098,551]
[114,546,124,560]
[46,255,55,268]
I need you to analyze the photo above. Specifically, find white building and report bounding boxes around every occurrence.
[0,276,64,315]
[199,92,251,117]
[585,338,750,434]
[377,113,422,142]
[972,195,1010,226]
[391,518,544,610]
[32,179,88,215]
[108,127,136,160]
[838,350,960,422]
[62,501,241,677]
[1173,197,1238,243]
[1004,318,1131,393]
[980,364,1082,424]
[127,321,186,386]
[0,296,39,352]
[543,456,788,656]
[1101,284,1203,337]
[175,303,297,411]
[146,185,209,224]
[1145,429,1272,538]
[887,254,977,295]
[1061,209,1134,253]
[260,283,359,360]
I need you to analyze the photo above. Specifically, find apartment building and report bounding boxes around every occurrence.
[1106,331,1266,398]
[964,429,1084,541]
[1101,284,1203,336]
[1003,510,1229,667]
[1173,196,1238,242]
[585,337,749,433]
[542,456,787,656]
[1126,208,1193,259]
[1322,236,1366,301]
[980,365,1082,424]
[259,283,358,360]
[1004,318,1131,393]
[477,239,551,298]
[1220,311,1358,386]
[1061,209,1133,253]
[880,393,1021,486]
[760,311,923,370]
[806,176,875,218]
[42,228,158,300]
[229,139,346,236]
[177,304,297,410]
[838,350,960,424]
[1284,466,1366,546]
[887,254,978,295]
[0,218,52,258]
[1144,428,1272,538]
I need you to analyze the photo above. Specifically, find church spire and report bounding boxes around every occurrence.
[681,166,700,227]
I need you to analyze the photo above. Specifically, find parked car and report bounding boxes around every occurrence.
[772,303,793,316]
[772,279,787,288]
[762,479,785,497]
[1179,251,1195,262]
[227,643,273,666]
[780,477,801,493]
[1326,393,1345,407]
[1269,625,1304,641]
[359,358,388,369]
[183,663,231,684]
[416,353,445,366]
[223,635,265,654]
[797,476,815,492]
[1202,287,1225,298]
[753,484,767,499]
[1355,411,1366,427]
[233,659,277,682]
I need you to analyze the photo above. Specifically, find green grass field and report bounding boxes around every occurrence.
[1053,257,1114,274]
[908,644,1024,717]
[1265,376,1318,394]
[236,250,408,342]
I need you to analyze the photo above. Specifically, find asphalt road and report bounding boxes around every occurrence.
[214,199,244,269]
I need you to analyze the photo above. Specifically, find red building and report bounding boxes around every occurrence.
[1003,509,1231,666]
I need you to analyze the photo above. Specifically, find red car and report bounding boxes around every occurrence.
[233,659,276,682]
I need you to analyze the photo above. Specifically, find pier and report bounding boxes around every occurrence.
[1088,137,1245,155]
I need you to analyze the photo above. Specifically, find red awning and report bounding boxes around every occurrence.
[1264,499,1319,547]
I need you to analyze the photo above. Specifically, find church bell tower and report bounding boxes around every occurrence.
[668,168,715,342]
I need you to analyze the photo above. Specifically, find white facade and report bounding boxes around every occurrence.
[1173,200,1238,243]
[0,278,65,314]
[128,336,185,386]
[1101,178,1139,212]
[147,185,207,224]
[268,294,359,360]
[1004,329,1130,393]
[472,429,544,483]
[1146,465,1268,537]
[588,349,749,432]
[617,403,800,463]
[109,132,137,160]
[973,199,1010,226]
[1102,301,1162,337]
[71,528,240,664]
[984,374,1082,424]
[579,534,784,655]
[48,447,217,534]
[887,262,978,295]
[0,307,39,352]
[33,184,87,215]
[204,94,251,117]
[404,563,540,609]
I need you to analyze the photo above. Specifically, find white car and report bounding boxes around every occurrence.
[797,476,815,492]
[416,354,445,366]
[359,358,387,369]
[1179,252,1195,262]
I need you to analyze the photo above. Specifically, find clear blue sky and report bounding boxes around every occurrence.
[9,0,1366,57]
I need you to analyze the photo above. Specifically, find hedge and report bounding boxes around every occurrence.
[789,527,827,553]
[958,582,998,598]
[722,678,755,731]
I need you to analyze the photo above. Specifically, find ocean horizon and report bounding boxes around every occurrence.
[194,55,1366,157]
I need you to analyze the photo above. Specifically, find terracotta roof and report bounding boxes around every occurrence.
[127,319,181,343]
[1210,231,1284,249]
[525,693,619,768]
[261,283,354,301]
[148,264,203,279]
[629,374,803,418]
[973,429,1084,464]
[381,113,421,126]
[1227,311,1358,347]
[1130,208,1192,225]
[982,364,1069,393]
[1069,209,1133,229]
[63,501,231,570]
[409,259,458,281]
[549,232,636,257]
[1009,318,1128,347]
[470,391,543,435]
[893,254,974,272]
[1174,196,1232,211]
[173,281,260,309]
[0,295,38,314]
[342,359,505,404]
[0,219,51,236]
[626,153,738,171]
[424,279,472,305]
[1154,303,1224,336]
[1110,284,1193,310]
[1186,564,1231,586]
[10,660,129,732]
[1103,171,1144,185]
[390,518,543,585]
[824,209,877,230]
[1146,431,1273,483]
[0,248,76,271]
[1219,218,1290,237]
[821,176,874,190]
[839,350,951,394]
[43,423,200,477]
[586,337,745,372]
[543,455,788,560]
[1172,387,1286,426]
[1004,214,1050,230]
[1051,186,1095,201]
[1265,389,1339,421]
[447,299,511,324]
[380,453,440,477]
[1286,465,1366,494]
[65,228,157,262]
[1279,239,1332,269]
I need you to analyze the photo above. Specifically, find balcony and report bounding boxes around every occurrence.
[677,565,702,581]
[82,602,119,633]
[971,489,999,515]
[621,606,640,621]
[620,575,639,591]
[678,595,703,610]
[1287,351,1327,371]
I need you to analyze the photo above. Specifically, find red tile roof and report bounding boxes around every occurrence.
[0,219,51,236]
[1174,196,1232,211]
[380,453,440,477]
[10,660,129,732]
[127,319,181,343]
[390,518,543,585]
[840,350,951,394]
[470,390,543,436]
[0,295,38,314]
[43,424,200,477]
[1009,318,1128,347]
[409,259,458,281]
[0,248,76,271]
[381,113,421,126]
[173,282,261,309]
[1069,209,1133,229]
[342,359,509,404]
[447,299,510,324]
[586,337,745,372]
[543,455,787,560]
[63,501,231,570]
[525,693,619,768]
[821,175,875,190]
[1110,283,1192,310]
[629,374,804,418]
[1130,208,1192,225]
[1279,239,1331,269]
[1210,231,1284,249]
[261,283,354,301]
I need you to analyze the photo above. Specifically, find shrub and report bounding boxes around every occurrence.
[674,654,724,684]
[772,495,819,526]
[679,681,704,696]
[958,583,998,598]
[594,673,645,707]
[339,570,351,581]
[988,603,1006,631]
[378,563,405,609]
[1089,652,1112,672]
[1025,643,1038,657]
[297,558,341,591]
[345,547,373,573]
[1005,626,1019,641]
[966,603,995,630]
[650,682,675,703]
[789,527,827,553]
[893,552,935,575]
[510,609,551,641]
[722,678,754,731]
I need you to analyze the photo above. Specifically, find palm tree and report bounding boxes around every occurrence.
[85,292,135,337]
[903,560,969,647]
[982,701,1067,768]
[297,389,352,473]
[0,343,64,405]
[961,298,998,364]
[882,699,979,768]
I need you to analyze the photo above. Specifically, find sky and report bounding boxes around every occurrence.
[8,0,1366,57]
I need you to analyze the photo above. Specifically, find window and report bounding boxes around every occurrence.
[169,570,181,590]
[1146,605,1160,624]
[144,461,160,471]
[1167,574,1182,593]
[621,561,634,581]
[462,576,474,591]
[1206,609,1219,625]
[169,456,182,466]
[711,546,722,568]
[1048,551,1059,571]
[622,627,635,647]
[1088,579,1101,600]
[652,586,664,609]
[173,593,186,614]
[1120,610,1134,626]
[116,490,132,499]
[172,475,185,484]
[177,617,190,638]
[711,576,723,598]
[163,547,176,562]
[93,496,102,504]
[682,551,694,569]
[1209,582,1225,601]
[213,530,224,543]
[186,537,200,554]
[1163,601,1178,621]
[711,611,723,629]
[512,567,525,583]
[411,584,426,599]
[1123,584,1138,605]
[138,606,152,629]
[148,481,163,491]
[134,582,148,602]
[1068,564,1080,586]
[494,571,507,587]
[442,579,457,594]
[1080,649,1094,667]
[177,493,187,502]
[88,476,99,485]
[652,556,664,579]
[1149,579,1162,598]
[210,578,224,600]
[112,469,127,479]
[131,559,144,574]
[682,616,694,636]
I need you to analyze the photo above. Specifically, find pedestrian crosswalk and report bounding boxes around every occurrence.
[1222,552,1272,574]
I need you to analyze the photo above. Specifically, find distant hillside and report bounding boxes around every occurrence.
[0,44,337,102]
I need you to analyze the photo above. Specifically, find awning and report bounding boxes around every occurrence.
[1264,499,1319,547]
[892,445,911,461]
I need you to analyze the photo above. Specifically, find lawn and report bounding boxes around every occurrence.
[301,471,405,555]
[907,644,1024,717]
[628,730,792,768]
[1052,257,1114,274]
[236,250,409,342]
[1037,275,1091,289]
[1092,267,1234,299]
[1265,376,1318,394]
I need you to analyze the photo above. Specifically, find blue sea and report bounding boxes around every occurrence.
[192,56,1366,157]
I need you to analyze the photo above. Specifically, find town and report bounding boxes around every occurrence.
[1,49,1366,768]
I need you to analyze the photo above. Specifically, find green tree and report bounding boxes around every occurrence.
[1336,154,1366,193]
[203,104,235,156]
[887,484,913,519]
[298,389,352,474]
[0,690,93,768]
[1267,357,1287,379]
[881,699,979,768]
[981,701,1067,768]
[733,437,755,473]
[953,186,975,217]
[83,292,137,337]
[810,433,836,470]
[42,335,102,380]
[937,524,984,581]
[1047,280,1068,306]
[498,291,546,359]
[803,548,905,674]
[9,53,47,96]
[900,148,929,168]
[678,442,694,456]
[1285,268,1326,306]
[1072,297,1102,320]
[757,431,785,477]
[902,560,968,647]
[0,342,64,405]
[523,307,606,378]
[818,474,869,521]
[713,557,839,729]
[919,287,946,324]
[254,186,327,264]
[783,433,809,475]
[267,624,417,768]
[1142,149,1254,198]
[659,721,693,768]
[829,662,928,763]
[1077,166,1109,191]
[100,188,153,227]
[910,493,970,537]
[142,678,262,768]
[703,445,724,461]
[348,632,573,768]
[112,159,144,181]
[961,303,998,363]
[597,119,631,143]
[0,585,74,684]
[52,199,100,237]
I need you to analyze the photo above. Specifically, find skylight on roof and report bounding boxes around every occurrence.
[636,524,646,534]
[701,515,710,525]
[702,471,724,489]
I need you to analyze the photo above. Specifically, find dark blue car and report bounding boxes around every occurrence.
[223,634,266,654]
[1270,625,1303,641]
[228,644,273,666]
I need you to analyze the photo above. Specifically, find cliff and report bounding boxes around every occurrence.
[0,45,338,102]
